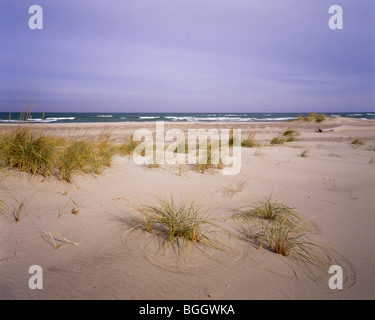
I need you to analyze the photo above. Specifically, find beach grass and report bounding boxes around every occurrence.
[219,178,247,197]
[0,123,141,183]
[241,132,259,148]
[301,112,327,123]
[0,126,61,177]
[245,217,326,265]
[196,144,224,174]
[135,195,222,257]
[351,138,364,146]
[270,136,285,145]
[234,195,328,268]
[118,139,141,156]
[301,149,309,158]
[8,194,33,222]
[234,194,304,225]
[283,129,300,142]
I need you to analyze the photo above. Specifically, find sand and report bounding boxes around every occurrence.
[0,117,375,300]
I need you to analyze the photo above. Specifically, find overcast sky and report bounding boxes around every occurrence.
[0,0,374,113]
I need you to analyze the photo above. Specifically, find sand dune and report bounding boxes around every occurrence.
[0,118,374,299]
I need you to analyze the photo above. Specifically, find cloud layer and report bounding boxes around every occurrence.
[0,0,374,112]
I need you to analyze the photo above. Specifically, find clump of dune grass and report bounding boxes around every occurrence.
[118,140,141,156]
[283,129,298,136]
[366,145,375,151]
[135,195,221,258]
[58,140,94,182]
[0,169,7,215]
[178,164,189,176]
[148,161,161,169]
[0,109,129,183]
[58,136,119,182]
[228,128,241,147]
[283,129,300,142]
[301,149,309,158]
[246,218,326,265]
[351,138,364,146]
[302,112,326,123]
[234,195,328,269]
[93,140,118,173]
[241,133,259,148]
[0,126,60,177]
[196,144,224,174]
[234,195,304,226]
[270,136,285,145]
[219,178,247,197]
[9,195,33,222]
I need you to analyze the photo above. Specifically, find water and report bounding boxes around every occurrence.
[0,112,374,124]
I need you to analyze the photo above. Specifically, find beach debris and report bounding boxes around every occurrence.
[113,196,130,202]
[71,200,80,215]
[39,231,78,249]
[71,207,80,215]
[58,198,81,218]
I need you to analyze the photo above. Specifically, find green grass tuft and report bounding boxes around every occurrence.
[302,112,326,123]
[241,133,259,148]
[301,149,309,158]
[0,127,60,177]
[0,122,136,183]
[219,178,247,197]
[135,195,222,258]
[270,136,285,145]
[351,138,364,146]
[234,195,304,225]
[234,195,328,268]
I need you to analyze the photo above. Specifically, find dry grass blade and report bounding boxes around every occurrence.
[39,230,78,249]
[0,199,7,215]
[219,178,247,197]
[9,195,33,222]
[301,149,309,158]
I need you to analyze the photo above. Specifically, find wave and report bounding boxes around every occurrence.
[0,117,75,123]
[139,116,160,119]
[260,117,297,121]
[366,113,375,116]
[165,116,259,122]
[45,117,75,122]
[164,116,194,121]
[97,115,113,118]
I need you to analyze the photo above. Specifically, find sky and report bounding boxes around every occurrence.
[0,0,374,113]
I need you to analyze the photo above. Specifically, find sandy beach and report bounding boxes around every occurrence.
[1,117,375,300]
